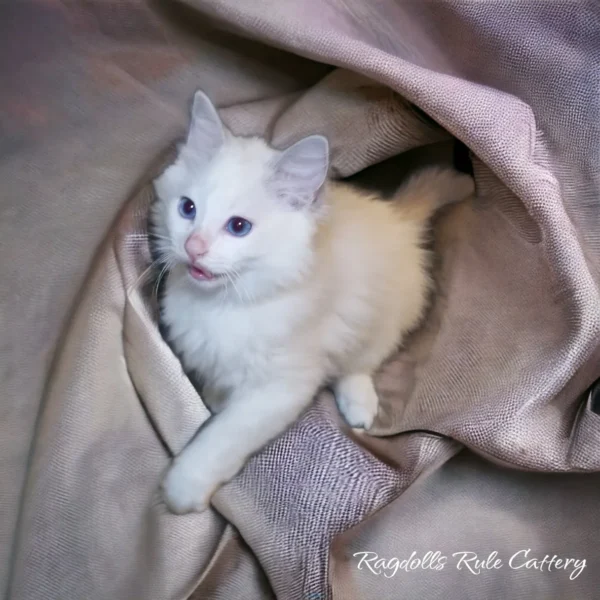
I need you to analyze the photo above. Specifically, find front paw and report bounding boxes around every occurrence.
[335,374,379,430]
[161,460,217,515]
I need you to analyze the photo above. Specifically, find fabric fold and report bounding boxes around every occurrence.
[4,1,600,599]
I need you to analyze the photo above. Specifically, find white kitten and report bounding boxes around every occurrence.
[151,91,474,514]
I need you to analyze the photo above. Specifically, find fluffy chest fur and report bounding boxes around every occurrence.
[161,272,326,404]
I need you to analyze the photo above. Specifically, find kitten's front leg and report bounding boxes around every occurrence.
[161,378,317,514]
[334,373,379,430]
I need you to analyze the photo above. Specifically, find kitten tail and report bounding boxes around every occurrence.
[393,167,474,222]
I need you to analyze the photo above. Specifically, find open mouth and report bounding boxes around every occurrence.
[188,264,225,283]
[188,264,215,281]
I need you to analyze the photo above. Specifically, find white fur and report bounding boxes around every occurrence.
[152,91,474,513]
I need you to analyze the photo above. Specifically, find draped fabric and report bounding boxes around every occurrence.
[2,1,599,598]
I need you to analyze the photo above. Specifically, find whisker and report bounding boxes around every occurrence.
[151,242,176,255]
[153,257,176,300]
[126,263,155,298]
[147,233,174,242]
[227,267,244,302]
[229,267,255,304]
[126,253,174,298]
[226,272,244,304]
[220,275,229,311]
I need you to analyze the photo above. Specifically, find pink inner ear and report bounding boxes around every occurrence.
[185,91,225,162]
[185,233,209,259]
[270,136,329,208]
[276,189,314,210]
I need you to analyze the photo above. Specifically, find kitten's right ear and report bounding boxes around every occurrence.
[183,90,225,162]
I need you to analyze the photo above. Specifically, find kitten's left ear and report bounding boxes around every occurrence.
[270,135,329,209]
[184,90,225,162]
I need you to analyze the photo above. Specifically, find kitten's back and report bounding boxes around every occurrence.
[319,168,473,374]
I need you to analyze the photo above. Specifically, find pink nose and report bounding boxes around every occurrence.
[185,233,209,260]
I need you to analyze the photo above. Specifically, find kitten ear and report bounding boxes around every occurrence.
[184,90,225,162]
[270,135,329,209]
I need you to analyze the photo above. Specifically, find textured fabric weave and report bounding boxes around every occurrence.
[2,1,600,599]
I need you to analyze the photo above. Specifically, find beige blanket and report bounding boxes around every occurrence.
[2,1,599,598]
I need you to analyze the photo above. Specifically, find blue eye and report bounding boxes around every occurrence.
[178,196,196,220]
[226,216,252,237]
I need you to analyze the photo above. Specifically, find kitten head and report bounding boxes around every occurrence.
[152,90,329,300]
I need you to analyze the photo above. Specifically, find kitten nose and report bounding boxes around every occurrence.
[185,233,209,260]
